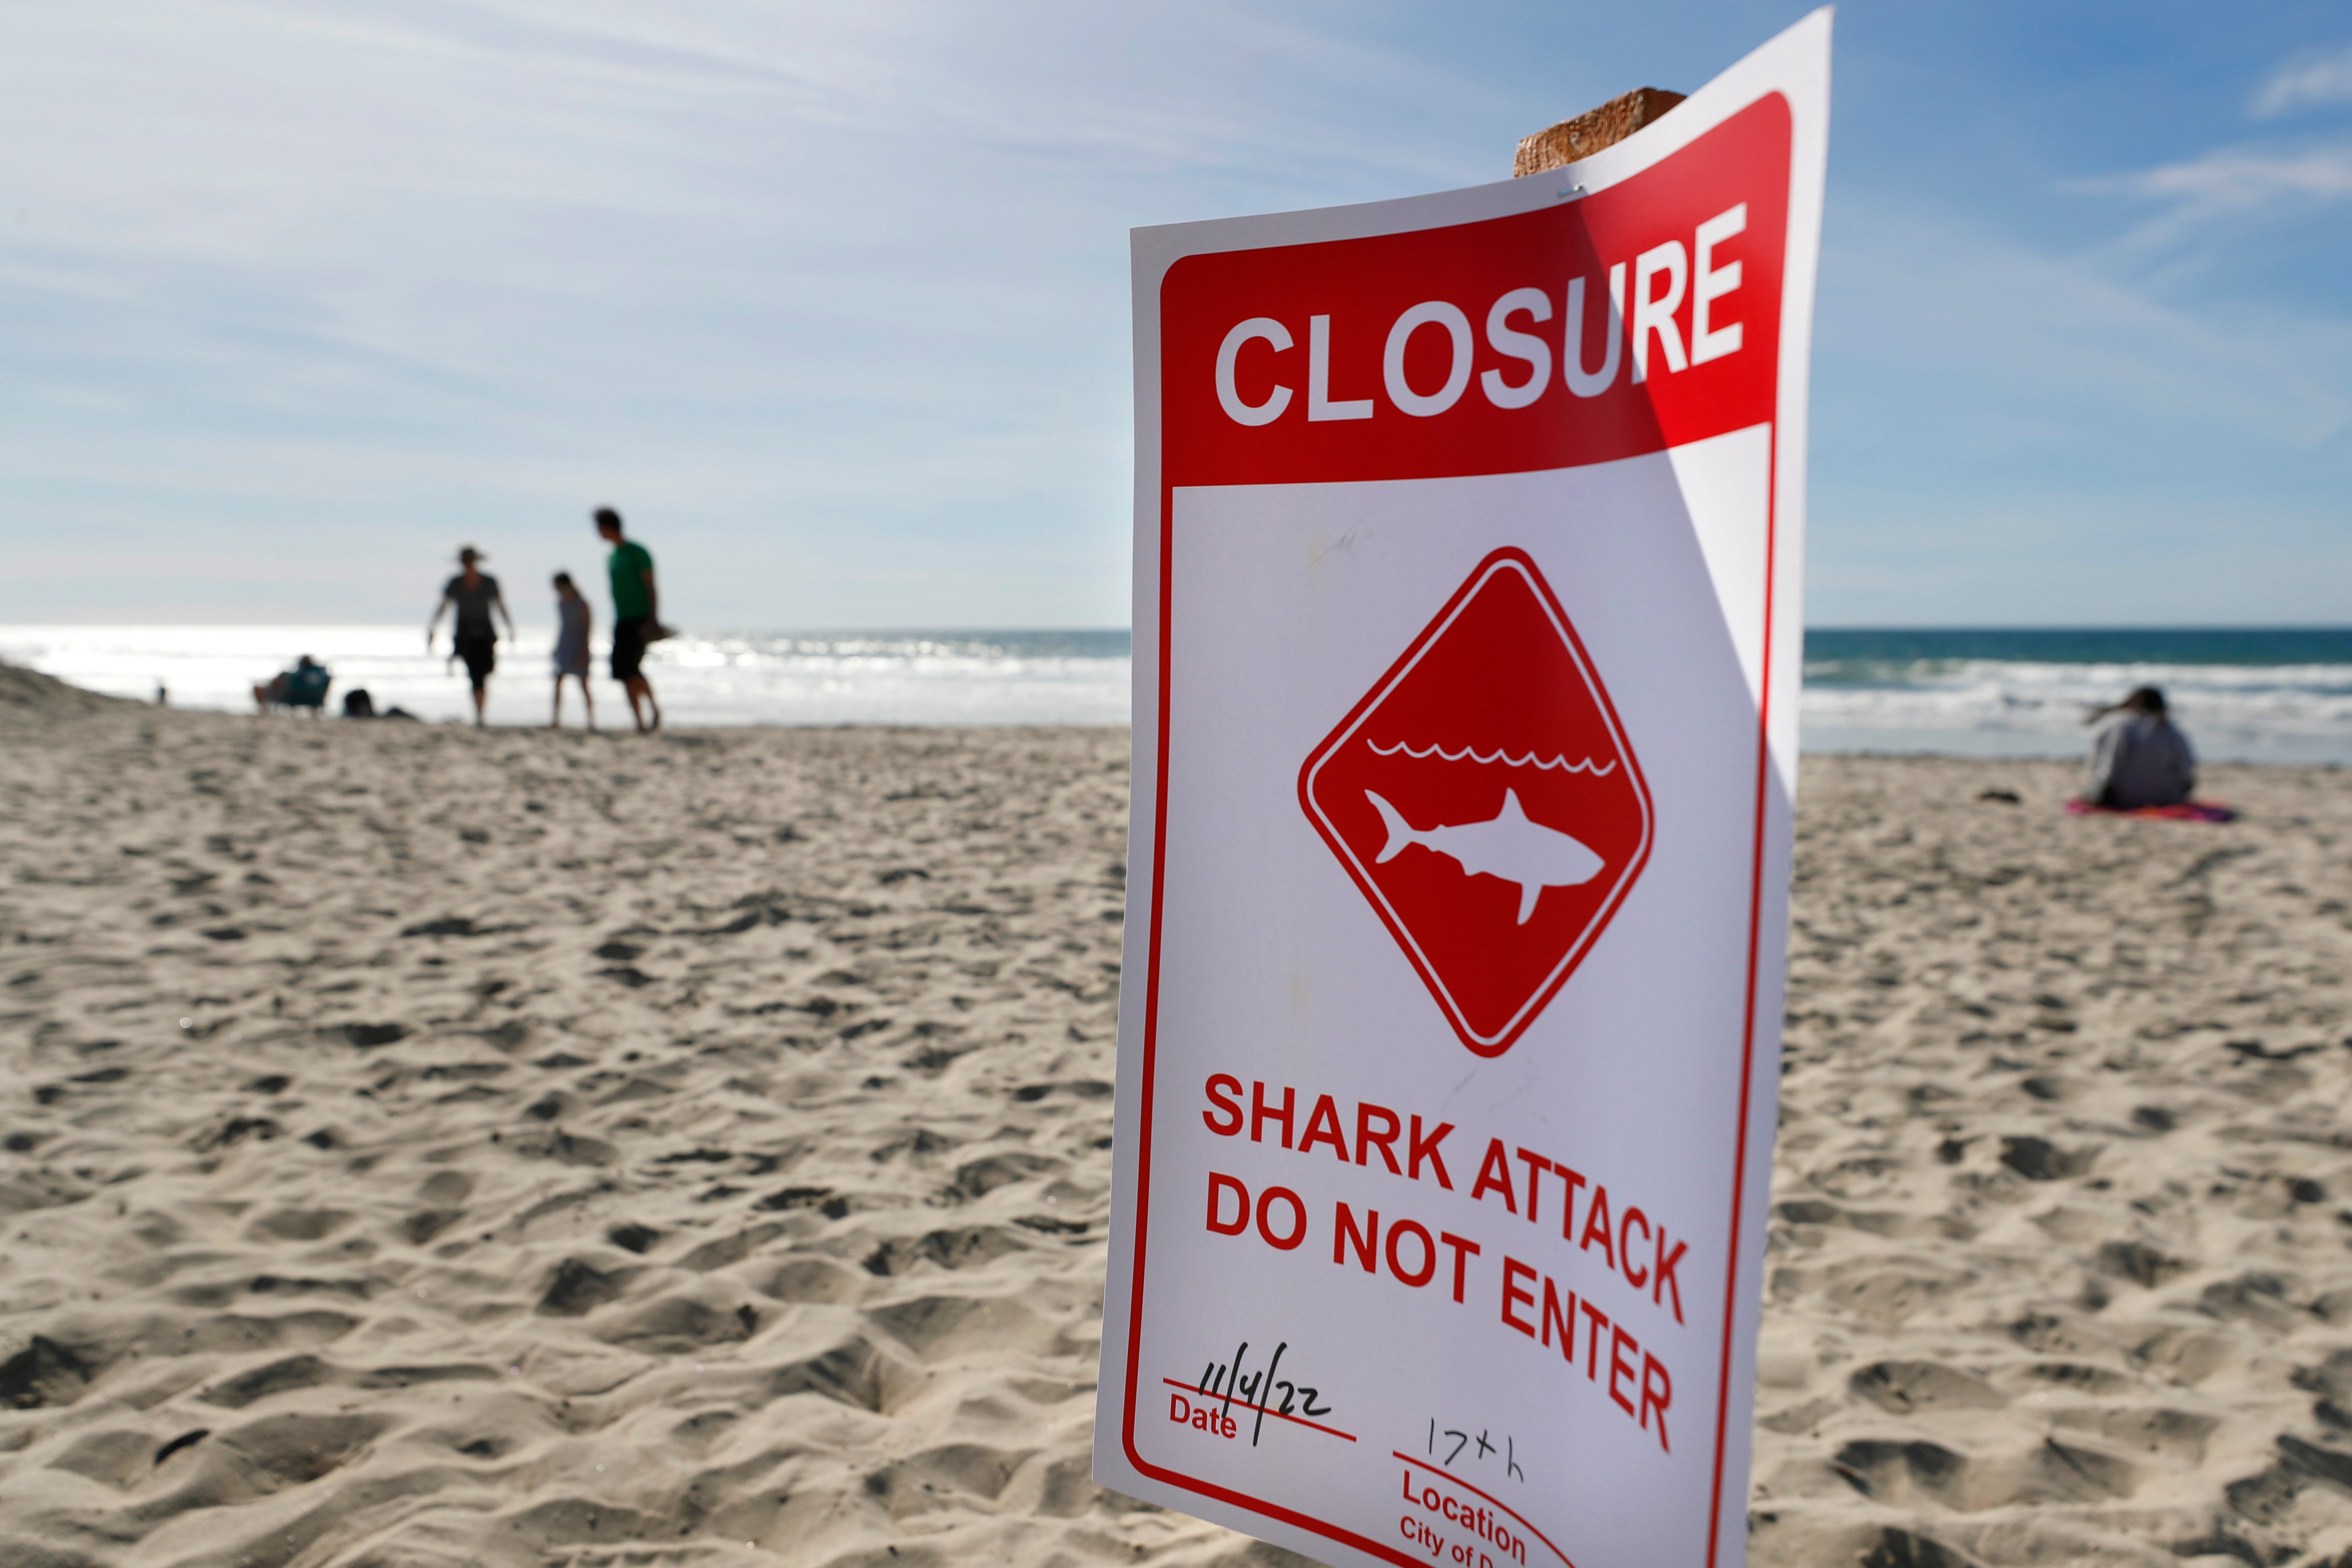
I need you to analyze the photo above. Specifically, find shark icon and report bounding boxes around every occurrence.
[1365,787,1605,925]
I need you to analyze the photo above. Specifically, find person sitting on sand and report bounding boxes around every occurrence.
[2083,686,2195,810]
[426,546,515,728]
[550,571,596,731]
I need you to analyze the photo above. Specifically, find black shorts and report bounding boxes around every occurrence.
[612,616,650,681]
[454,632,496,692]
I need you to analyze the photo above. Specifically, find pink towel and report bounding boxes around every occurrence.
[2064,799,2237,823]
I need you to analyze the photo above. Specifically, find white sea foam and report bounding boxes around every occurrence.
[1800,657,2352,764]
[7,626,2348,763]
[0,625,1131,729]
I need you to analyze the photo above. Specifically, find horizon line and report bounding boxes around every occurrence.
[4,620,2352,635]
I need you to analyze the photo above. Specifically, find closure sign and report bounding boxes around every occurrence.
[1098,14,1829,1568]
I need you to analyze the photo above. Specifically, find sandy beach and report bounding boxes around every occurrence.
[6,668,2352,1568]
[1755,754,2352,1568]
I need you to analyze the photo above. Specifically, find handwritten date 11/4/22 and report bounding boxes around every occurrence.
[1197,1341,1332,1446]
[1430,1419,1525,1482]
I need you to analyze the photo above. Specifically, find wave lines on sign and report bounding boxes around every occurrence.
[1367,739,1616,775]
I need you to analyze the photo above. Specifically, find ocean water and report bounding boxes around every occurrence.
[0,625,1132,730]
[3,624,2346,765]
[1804,628,2352,765]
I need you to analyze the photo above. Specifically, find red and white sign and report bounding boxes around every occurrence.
[1099,15,1829,1568]
[1301,548,1654,1056]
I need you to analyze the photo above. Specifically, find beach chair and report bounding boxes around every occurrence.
[282,661,331,714]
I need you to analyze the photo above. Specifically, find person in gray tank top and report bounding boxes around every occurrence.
[427,545,515,727]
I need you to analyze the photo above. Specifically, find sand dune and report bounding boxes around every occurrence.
[6,672,2352,1566]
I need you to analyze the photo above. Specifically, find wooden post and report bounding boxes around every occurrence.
[1513,87,1685,177]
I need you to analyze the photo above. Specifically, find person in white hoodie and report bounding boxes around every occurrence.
[2083,686,2194,809]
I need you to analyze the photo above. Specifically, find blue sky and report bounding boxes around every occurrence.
[3,1,2347,628]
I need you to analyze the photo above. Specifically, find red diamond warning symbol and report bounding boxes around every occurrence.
[1298,548,1654,1057]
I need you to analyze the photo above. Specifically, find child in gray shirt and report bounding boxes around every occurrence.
[551,572,595,731]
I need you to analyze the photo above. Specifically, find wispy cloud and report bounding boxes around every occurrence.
[1821,202,2352,455]
[2076,42,2352,245]
[2069,139,2352,257]
[2253,42,2352,117]
[2097,142,2352,210]
[6,1,2351,627]
[1806,199,2352,625]
[0,0,1522,623]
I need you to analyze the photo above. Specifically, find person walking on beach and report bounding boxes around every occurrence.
[550,571,596,731]
[594,507,667,732]
[2083,686,2195,809]
[426,546,515,728]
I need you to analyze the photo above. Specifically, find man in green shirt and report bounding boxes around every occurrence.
[594,506,667,732]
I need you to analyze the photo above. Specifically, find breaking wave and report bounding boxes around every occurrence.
[0,626,1131,728]
[1803,628,2352,764]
